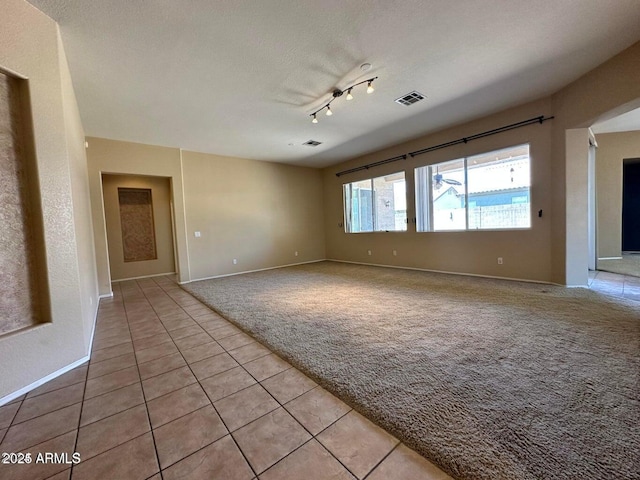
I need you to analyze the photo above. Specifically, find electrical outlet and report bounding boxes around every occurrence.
[393,250,397,256]
[194,231,201,238]
[497,257,503,265]
[367,250,372,256]
[294,251,298,257]
[233,259,237,265]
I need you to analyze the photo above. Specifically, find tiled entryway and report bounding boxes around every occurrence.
[589,270,640,301]
[0,276,451,480]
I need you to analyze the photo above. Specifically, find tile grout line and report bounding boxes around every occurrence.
[168,275,405,480]
[70,343,92,479]
[120,281,164,479]
[89,345,134,366]
[148,276,402,479]
[172,275,458,480]
[361,442,402,480]
[0,394,27,445]
[146,277,264,476]
[151,275,361,479]
[18,372,87,402]
[139,277,261,479]
[71,284,126,478]
[41,290,168,474]
[3,274,372,479]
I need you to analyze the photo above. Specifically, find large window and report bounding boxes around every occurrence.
[344,172,407,233]
[416,144,530,231]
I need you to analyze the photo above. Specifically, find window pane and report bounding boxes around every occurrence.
[343,172,407,233]
[467,144,530,229]
[344,179,373,232]
[432,159,466,231]
[373,172,406,231]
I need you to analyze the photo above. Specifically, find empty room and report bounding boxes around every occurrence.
[1,1,639,479]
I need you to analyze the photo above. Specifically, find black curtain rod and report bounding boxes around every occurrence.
[335,115,554,177]
[336,154,407,177]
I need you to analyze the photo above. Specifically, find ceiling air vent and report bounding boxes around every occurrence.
[302,140,322,147]
[395,91,425,106]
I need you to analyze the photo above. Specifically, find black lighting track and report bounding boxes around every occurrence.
[335,115,554,177]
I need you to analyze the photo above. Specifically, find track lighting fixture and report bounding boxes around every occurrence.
[310,76,378,123]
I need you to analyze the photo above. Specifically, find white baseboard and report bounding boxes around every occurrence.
[0,354,90,406]
[327,259,555,285]
[0,294,100,407]
[598,257,623,260]
[99,292,113,299]
[181,259,327,284]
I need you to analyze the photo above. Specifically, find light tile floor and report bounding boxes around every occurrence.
[588,269,640,302]
[0,276,452,480]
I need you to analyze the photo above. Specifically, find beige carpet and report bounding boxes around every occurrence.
[182,261,640,480]
[598,254,640,277]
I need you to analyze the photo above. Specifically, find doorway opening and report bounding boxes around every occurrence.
[102,174,177,282]
[591,107,640,278]
[622,158,640,252]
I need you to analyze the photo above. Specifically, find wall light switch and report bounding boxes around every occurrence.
[294,251,299,256]
[367,250,372,256]
[233,259,237,265]
[194,231,201,238]
[393,250,397,256]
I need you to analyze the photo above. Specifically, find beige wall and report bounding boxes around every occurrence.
[595,131,640,258]
[59,32,99,350]
[324,42,640,285]
[102,174,175,281]
[182,150,325,280]
[323,98,554,282]
[0,0,98,399]
[87,139,326,290]
[86,138,188,294]
[551,42,640,285]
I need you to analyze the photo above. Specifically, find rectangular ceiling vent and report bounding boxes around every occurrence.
[395,91,425,106]
[303,140,322,147]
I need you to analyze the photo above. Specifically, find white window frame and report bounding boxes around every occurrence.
[415,144,531,232]
[343,172,407,233]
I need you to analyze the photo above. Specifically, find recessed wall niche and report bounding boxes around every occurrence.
[0,70,50,335]
[118,188,158,262]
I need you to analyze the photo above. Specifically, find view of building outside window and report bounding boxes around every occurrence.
[430,158,466,231]
[343,172,407,232]
[415,144,530,231]
[466,145,530,229]
[345,145,530,234]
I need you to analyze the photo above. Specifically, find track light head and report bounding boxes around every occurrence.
[346,89,354,101]
[312,114,318,123]
[367,81,375,94]
[325,106,332,116]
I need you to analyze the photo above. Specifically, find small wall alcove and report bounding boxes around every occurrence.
[0,69,50,335]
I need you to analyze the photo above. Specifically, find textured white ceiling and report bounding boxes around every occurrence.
[27,0,640,167]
